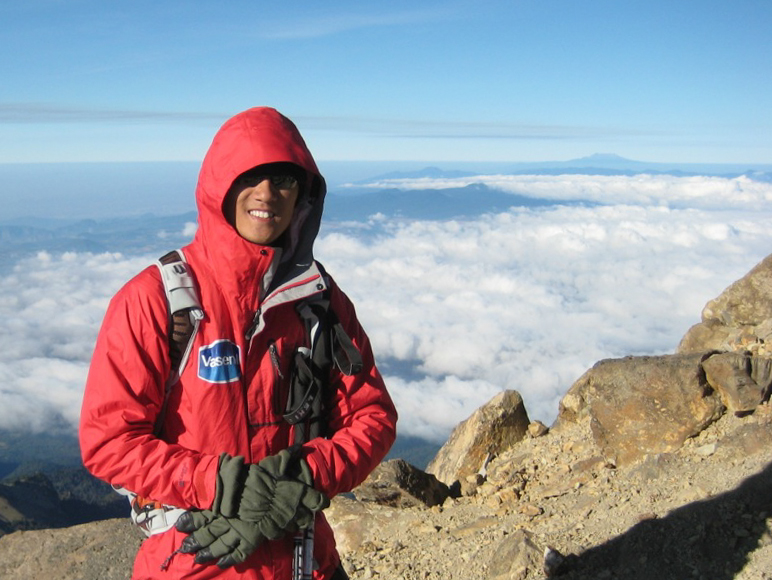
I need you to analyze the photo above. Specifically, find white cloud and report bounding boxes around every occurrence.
[317,202,772,440]
[182,221,198,237]
[0,251,154,433]
[1,174,771,446]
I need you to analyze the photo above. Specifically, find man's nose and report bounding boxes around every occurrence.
[251,178,277,199]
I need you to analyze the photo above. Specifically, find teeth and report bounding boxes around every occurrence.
[249,210,273,218]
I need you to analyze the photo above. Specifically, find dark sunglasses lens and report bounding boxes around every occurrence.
[270,175,297,189]
[237,173,298,189]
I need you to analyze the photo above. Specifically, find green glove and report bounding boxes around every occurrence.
[176,510,263,569]
[213,449,329,540]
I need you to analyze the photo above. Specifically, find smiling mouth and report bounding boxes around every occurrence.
[249,209,275,219]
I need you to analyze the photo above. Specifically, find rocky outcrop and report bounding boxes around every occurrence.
[678,253,772,355]
[702,351,772,414]
[332,253,772,578]
[426,390,530,485]
[353,459,450,508]
[545,254,772,468]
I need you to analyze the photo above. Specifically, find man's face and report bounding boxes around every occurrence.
[224,173,299,245]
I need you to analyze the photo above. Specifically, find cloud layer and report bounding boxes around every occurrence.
[0,252,153,432]
[1,174,771,444]
[317,203,769,440]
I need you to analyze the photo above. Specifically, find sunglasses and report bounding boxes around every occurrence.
[237,174,299,190]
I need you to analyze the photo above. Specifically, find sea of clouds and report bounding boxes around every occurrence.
[1,172,771,444]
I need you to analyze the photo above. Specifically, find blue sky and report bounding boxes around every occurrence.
[1,0,770,164]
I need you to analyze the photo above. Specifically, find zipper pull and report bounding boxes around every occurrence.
[246,308,262,340]
[268,341,284,380]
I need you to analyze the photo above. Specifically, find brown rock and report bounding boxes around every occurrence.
[528,420,549,438]
[325,496,413,555]
[678,318,734,354]
[557,354,725,466]
[353,459,449,508]
[679,254,772,354]
[702,254,772,327]
[459,473,485,497]
[487,529,543,580]
[426,390,530,485]
[702,352,772,414]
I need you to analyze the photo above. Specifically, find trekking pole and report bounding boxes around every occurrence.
[289,295,362,580]
[291,411,317,580]
[289,340,323,580]
[293,524,315,580]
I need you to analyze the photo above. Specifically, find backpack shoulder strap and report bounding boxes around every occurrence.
[114,250,204,534]
[155,250,204,422]
[313,262,364,376]
[284,262,363,443]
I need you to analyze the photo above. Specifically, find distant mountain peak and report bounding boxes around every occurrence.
[575,153,634,163]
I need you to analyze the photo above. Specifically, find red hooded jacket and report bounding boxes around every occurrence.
[79,107,398,579]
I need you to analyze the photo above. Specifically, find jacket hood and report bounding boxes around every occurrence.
[193,107,326,291]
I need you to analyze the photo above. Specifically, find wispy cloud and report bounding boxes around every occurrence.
[255,4,460,40]
[0,103,226,124]
[0,102,651,144]
[298,115,652,141]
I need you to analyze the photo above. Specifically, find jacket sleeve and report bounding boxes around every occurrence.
[78,267,218,509]
[300,280,398,497]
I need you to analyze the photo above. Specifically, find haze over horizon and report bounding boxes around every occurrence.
[1,152,770,223]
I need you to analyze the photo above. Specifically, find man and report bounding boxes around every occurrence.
[79,107,398,579]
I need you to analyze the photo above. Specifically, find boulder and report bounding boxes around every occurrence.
[557,354,725,466]
[702,352,772,415]
[324,496,416,555]
[486,529,544,580]
[679,254,772,355]
[352,459,449,508]
[426,390,530,485]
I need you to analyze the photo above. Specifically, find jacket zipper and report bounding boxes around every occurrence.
[245,308,261,341]
[268,341,284,380]
[269,340,286,416]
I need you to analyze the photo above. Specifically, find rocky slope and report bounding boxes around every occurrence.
[2,254,772,580]
[333,402,772,580]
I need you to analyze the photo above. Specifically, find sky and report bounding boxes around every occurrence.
[1,0,771,166]
[1,172,771,442]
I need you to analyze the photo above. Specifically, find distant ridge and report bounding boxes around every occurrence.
[353,166,477,183]
[325,182,594,222]
[345,155,772,183]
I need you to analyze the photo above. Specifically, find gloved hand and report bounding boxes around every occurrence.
[212,449,329,540]
[176,510,261,569]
